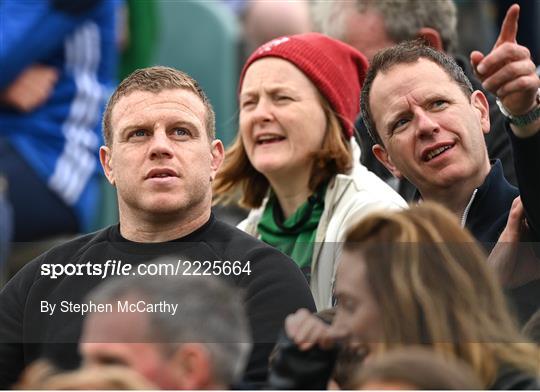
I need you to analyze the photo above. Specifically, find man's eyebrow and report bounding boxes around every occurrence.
[421,93,445,103]
[119,119,201,134]
[121,124,147,133]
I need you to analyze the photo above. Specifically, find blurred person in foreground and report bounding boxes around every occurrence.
[0,0,116,242]
[281,203,540,389]
[15,360,154,390]
[0,66,315,389]
[213,33,406,310]
[311,0,519,197]
[80,274,251,389]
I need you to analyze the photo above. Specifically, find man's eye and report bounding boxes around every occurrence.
[173,128,190,136]
[392,118,409,132]
[129,129,147,138]
[431,100,447,109]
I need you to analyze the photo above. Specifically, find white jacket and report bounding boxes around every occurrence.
[238,140,407,310]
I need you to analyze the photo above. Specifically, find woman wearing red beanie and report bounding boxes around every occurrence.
[213,33,406,310]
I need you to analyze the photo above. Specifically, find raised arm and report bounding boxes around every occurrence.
[471,3,540,240]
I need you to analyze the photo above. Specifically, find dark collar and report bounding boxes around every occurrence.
[413,161,517,246]
[465,160,518,245]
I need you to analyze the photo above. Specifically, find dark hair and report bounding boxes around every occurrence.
[312,0,458,55]
[360,41,473,146]
[103,66,215,147]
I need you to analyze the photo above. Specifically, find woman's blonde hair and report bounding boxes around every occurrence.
[15,360,155,390]
[343,202,539,387]
[212,97,352,209]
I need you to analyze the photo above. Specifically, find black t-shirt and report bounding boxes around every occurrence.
[0,215,316,388]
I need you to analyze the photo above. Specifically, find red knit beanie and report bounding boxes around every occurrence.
[238,32,369,139]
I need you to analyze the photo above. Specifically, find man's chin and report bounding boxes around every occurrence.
[431,169,469,189]
[141,200,186,216]
[416,161,469,186]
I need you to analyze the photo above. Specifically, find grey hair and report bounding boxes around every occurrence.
[310,0,349,40]
[311,0,458,55]
[86,268,252,386]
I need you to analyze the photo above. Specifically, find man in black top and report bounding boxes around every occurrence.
[311,0,518,199]
[0,66,315,388]
[360,5,540,321]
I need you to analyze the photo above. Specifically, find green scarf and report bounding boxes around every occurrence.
[258,184,326,270]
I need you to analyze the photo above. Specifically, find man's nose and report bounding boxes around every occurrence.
[148,131,174,159]
[414,110,439,138]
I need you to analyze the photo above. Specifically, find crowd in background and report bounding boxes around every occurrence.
[0,0,540,390]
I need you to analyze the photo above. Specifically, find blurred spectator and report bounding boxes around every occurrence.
[80,274,251,389]
[242,1,312,53]
[351,347,483,390]
[223,0,312,59]
[454,0,497,59]
[15,360,155,390]
[282,203,539,389]
[311,0,518,199]
[0,0,117,244]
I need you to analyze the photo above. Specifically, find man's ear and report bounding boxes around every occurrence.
[471,90,491,134]
[372,144,403,179]
[210,139,225,181]
[170,344,213,390]
[99,146,115,186]
[417,27,444,51]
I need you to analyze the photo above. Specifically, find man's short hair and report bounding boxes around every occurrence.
[360,41,474,146]
[86,272,252,386]
[311,0,458,55]
[102,66,216,146]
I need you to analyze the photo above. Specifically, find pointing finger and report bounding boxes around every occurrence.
[494,4,519,47]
